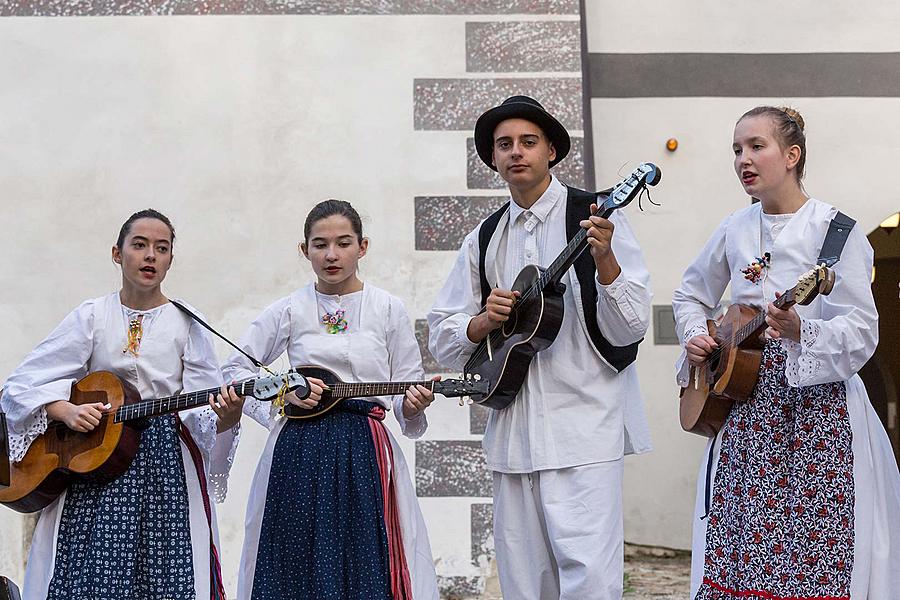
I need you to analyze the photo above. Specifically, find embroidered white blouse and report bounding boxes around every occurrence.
[427,175,653,473]
[672,198,878,388]
[0,292,237,600]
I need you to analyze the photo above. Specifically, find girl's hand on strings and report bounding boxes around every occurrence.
[47,399,107,432]
[402,375,440,419]
[211,384,244,433]
[765,292,801,342]
[686,334,718,366]
[287,377,327,409]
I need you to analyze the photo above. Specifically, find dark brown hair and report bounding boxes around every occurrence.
[115,209,176,249]
[303,199,363,243]
[739,106,807,180]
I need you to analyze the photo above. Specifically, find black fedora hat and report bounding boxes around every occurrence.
[474,95,571,171]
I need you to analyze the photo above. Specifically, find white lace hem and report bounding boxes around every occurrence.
[783,318,823,387]
[8,407,48,463]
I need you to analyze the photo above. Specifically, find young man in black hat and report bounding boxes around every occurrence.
[427,96,652,600]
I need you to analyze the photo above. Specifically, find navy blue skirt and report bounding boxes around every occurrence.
[251,400,394,600]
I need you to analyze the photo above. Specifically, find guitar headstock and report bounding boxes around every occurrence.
[601,162,662,214]
[252,371,309,400]
[434,377,490,400]
[794,265,835,306]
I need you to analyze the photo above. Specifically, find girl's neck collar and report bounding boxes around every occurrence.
[119,288,168,311]
[315,278,364,296]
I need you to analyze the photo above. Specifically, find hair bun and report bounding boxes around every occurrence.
[779,106,805,131]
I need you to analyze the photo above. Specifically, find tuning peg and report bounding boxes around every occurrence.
[473,374,482,381]
[458,397,466,407]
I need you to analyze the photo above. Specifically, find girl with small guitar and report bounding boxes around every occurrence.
[0,209,246,600]
[673,107,900,600]
[224,200,439,600]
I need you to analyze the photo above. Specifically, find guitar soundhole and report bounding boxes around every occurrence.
[501,311,518,337]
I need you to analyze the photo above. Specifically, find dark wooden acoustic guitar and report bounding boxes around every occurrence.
[283,365,489,419]
[464,163,662,410]
[0,370,308,513]
[679,265,835,437]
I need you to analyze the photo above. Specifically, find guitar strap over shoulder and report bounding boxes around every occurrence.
[169,300,268,371]
[817,211,856,267]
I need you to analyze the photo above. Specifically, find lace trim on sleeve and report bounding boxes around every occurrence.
[783,319,823,387]
[8,407,48,463]
[209,424,241,503]
[244,397,278,430]
[683,324,710,347]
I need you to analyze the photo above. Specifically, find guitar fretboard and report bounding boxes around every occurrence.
[329,381,431,399]
[114,379,258,423]
[728,288,797,351]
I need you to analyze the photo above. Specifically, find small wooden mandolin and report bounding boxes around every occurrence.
[283,365,489,419]
[0,370,308,513]
[679,265,835,437]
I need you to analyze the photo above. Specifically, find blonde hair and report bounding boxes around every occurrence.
[739,106,807,180]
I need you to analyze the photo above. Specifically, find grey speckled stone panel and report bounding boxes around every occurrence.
[469,402,490,435]
[471,502,494,565]
[466,21,580,73]
[2,0,578,16]
[414,196,507,251]
[416,440,491,497]
[414,319,442,374]
[437,575,485,598]
[467,136,585,189]
[414,78,583,131]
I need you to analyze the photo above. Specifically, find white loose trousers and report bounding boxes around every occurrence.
[492,459,624,600]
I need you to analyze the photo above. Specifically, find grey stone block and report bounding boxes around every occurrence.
[2,0,578,16]
[414,78,583,131]
[415,440,491,497]
[466,21,580,73]
[471,502,495,565]
[414,196,507,251]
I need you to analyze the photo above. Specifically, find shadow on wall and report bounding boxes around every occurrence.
[860,212,900,469]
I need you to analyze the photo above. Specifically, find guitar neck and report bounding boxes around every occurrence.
[541,198,615,290]
[330,381,430,399]
[114,379,258,423]
[733,287,797,346]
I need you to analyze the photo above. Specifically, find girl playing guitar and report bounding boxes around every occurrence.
[0,209,244,599]
[673,107,900,599]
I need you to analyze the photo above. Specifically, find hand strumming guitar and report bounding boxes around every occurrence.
[686,334,719,367]
[466,288,520,343]
[285,377,327,410]
[46,400,107,433]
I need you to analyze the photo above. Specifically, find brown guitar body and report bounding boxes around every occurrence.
[679,304,764,437]
[0,371,140,513]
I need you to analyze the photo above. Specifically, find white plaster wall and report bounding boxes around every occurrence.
[586,0,900,53]
[0,14,491,594]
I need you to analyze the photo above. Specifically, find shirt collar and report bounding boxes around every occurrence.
[508,175,565,224]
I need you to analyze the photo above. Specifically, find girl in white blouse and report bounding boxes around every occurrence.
[224,200,439,600]
[1,209,243,600]
[673,107,900,600]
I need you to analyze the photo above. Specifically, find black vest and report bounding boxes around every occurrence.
[476,185,642,373]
